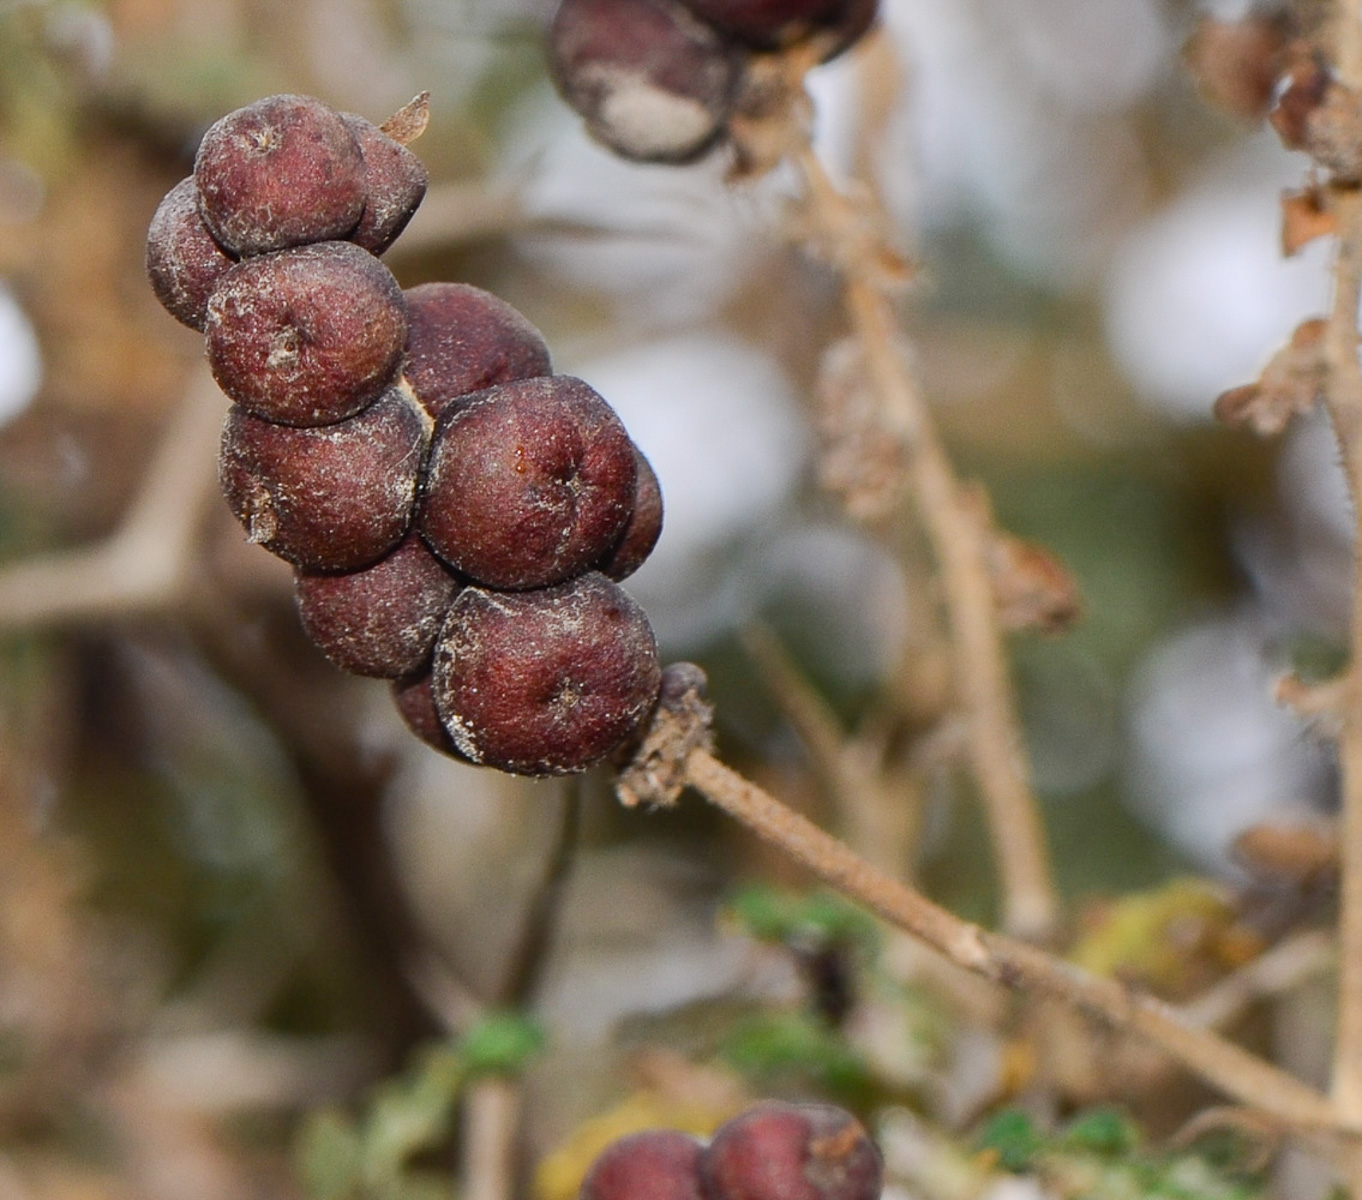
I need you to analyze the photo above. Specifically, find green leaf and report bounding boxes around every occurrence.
[1062,1107,1140,1156]
[977,1109,1042,1173]
[462,1011,545,1078]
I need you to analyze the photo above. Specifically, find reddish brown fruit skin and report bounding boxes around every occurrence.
[431,573,661,776]
[599,447,663,581]
[195,93,367,256]
[295,533,462,678]
[549,0,743,163]
[205,241,408,427]
[392,668,467,757]
[580,1130,704,1200]
[404,283,553,418]
[219,388,426,571]
[420,375,637,590]
[146,177,237,331]
[342,114,429,255]
[699,1104,883,1200]
[679,0,877,56]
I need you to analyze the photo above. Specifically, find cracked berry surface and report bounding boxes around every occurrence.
[195,93,367,256]
[218,387,426,571]
[431,572,660,776]
[419,375,637,590]
[679,0,877,55]
[205,240,408,427]
[403,282,552,418]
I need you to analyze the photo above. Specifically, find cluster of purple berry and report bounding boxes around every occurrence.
[145,93,664,777]
[549,0,879,164]
[581,1102,883,1200]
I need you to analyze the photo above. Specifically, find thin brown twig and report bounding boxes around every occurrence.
[461,1076,522,1200]
[683,747,1351,1135]
[0,366,225,629]
[1323,0,1362,1127]
[790,142,1058,941]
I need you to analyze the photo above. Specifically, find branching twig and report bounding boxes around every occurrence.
[681,747,1350,1135]
[790,141,1058,941]
[0,366,224,629]
[1322,0,1362,1126]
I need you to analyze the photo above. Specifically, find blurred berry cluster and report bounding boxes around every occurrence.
[146,93,664,777]
[549,0,879,164]
[581,1102,883,1200]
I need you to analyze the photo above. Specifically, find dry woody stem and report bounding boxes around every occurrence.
[1320,0,1362,1130]
[791,142,1058,941]
[682,748,1351,1135]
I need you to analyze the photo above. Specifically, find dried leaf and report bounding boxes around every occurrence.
[1184,15,1290,122]
[814,337,908,524]
[1212,316,1326,435]
[381,92,431,146]
[1232,822,1338,888]
[987,533,1082,635]
[1281,186,1335,254]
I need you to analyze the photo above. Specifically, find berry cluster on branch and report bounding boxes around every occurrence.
[580,1102,883,1200]
[548,0,878,164]
[146,92,664,777]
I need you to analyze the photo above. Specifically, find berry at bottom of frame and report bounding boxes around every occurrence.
[218,387,426,572]
[194,92,366,256]
[700,1102,883,1200]
[431,572,661,776]
[580,1130,704,1200]
[549,0,744,163]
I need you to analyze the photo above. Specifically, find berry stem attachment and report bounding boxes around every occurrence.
[790,140,1058,943]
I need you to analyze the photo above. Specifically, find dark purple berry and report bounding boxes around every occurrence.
[678,0,878,57]
[146,177,237,331]
[580,1130,704,1200]
[295,532,462,678]
[218,387,426,571]
[431,572,661,776]
[598,447,662,581]
[342,113,429,255]
[700,1103,883,1200]
[392,667,468,758]
[549,0,744,164]
[419,375,637,590]
[403,283,552,419]
[205,240,408,427]
[195,93,366,256]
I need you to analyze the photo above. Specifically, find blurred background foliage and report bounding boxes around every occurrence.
[0,0,1350,1196]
